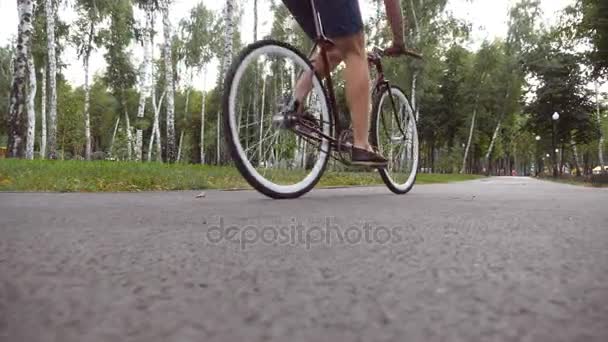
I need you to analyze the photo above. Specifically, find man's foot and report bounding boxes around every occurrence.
[351,146,388,168]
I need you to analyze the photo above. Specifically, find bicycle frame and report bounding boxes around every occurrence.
[306,0,396,140]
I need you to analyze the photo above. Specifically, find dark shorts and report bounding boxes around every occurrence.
[282,0,364,39]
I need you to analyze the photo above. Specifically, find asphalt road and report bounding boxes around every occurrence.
[1,177,607,342]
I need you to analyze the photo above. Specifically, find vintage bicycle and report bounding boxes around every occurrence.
[222,0,421,199]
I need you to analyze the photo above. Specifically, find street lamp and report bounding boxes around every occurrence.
[552,112,560,177]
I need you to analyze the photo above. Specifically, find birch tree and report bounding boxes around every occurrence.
[179,3,216,164]
[8,0,35,158]
[40,66,46,157]
[26,52,37,160]
[134,2,155,161]
[45,0,58,159]
[161,0,176,162]
[101,0,136,160]
[74,0,104,160]
[217,0,235,164]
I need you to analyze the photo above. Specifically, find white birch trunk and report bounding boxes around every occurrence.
[485,119,502,163]
[110,117,120,157]
[135,8,153,162]
[162,0,176,162]
[149,89,166,162]
[46,0,58,159]
[460,109,476,174]
[216,111,221,165]
[26,53,37,160]
[222,0,234,80]
[83,23,93,160]
[200,66,207,164]
[177,130,185,161]
[8,0,34,158]
[124,108,133,160]
[40,66,47,158]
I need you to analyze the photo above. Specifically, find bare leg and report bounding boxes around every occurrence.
[333,33,372,151]
[293,33,374,152]
[293,47,342,107]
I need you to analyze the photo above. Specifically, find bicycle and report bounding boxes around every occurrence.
[222,0,421,199]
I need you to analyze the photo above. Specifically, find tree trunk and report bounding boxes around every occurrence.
[26,53,37,160]
[110,117,120,156]
[460,108,477,174]
[149,89,166,162]
[46,0,58,159]
[485,119,502,175]
[123,98,133,161]
[135,9,153,162]
[83,22,94,161]
[222,0,235,81]
[596,81,605,173]
[217,0,235,164]
[162,0,176,162]
[40,66,47,158]
[571,140,582,176]
[253,0,258,42]
[200,66,207,164]
[177,130,185,162]
[216,111,221,165]
[8,0,34,158]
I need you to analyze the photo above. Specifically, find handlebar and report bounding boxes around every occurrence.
[368,46,424,61]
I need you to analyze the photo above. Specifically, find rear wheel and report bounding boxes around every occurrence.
[222,40,333,199]
[371,86,419,195]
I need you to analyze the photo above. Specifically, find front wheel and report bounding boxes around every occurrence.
[222,40,333,199]
[370,86,419,195]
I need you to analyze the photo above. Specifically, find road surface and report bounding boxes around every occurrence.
[1,177,607,342]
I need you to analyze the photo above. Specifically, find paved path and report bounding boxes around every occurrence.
[1,177,607,342]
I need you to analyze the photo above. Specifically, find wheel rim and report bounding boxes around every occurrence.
[376,88,419,191]
[228,44,331,195]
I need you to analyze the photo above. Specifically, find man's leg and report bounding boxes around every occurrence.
[293,48,342,108]
[293,34,372,151]
[332,33,372,152]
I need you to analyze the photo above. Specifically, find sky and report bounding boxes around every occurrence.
[0,0,576,91]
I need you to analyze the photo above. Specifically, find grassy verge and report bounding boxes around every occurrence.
[538,175,608,188]
[0,159,483,192]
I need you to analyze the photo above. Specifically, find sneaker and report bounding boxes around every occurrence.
[351,147,388,168]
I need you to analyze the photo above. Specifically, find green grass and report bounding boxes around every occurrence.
[0,159,483,192]
[538,175,608,188]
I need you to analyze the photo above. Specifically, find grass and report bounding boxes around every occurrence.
[0,159,483,192]
[538,174,608,188]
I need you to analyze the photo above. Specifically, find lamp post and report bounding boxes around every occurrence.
[552,112,560,177]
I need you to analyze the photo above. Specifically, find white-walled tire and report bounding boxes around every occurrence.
[222,40,332,199]
[371,86,419,195]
